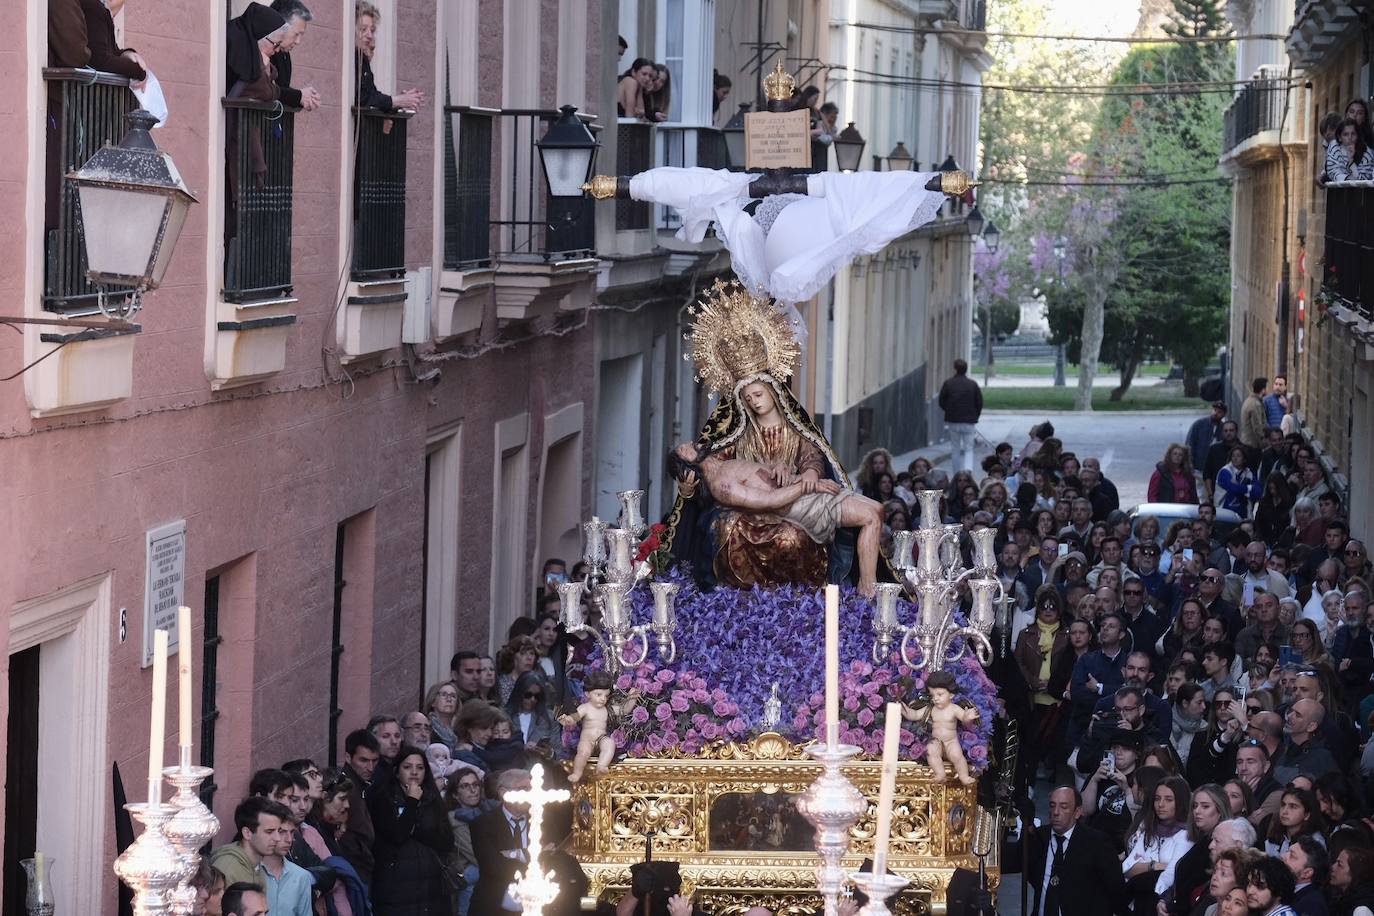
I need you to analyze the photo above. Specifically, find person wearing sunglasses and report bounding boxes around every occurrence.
[503,670,559,752]
[1342,540,1372,589]
[1197,567,1246,640]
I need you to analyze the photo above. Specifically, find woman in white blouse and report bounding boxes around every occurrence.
[1326,118,1374,181]
[1123,775,1194,915]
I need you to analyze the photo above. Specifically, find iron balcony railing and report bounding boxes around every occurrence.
[1324,183,1373,321]
[42,68,137,316]
[443,106,493,269]
[616,121,655,230]
[969,0,988,30]
[352,107,412,279]
[223,98,299,302]
[488,109,595,260]
[1223,67,1288,154]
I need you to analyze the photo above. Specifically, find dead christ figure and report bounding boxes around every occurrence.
[669,441,884,596]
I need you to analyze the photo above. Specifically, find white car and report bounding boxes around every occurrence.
[1128,502,1243,542]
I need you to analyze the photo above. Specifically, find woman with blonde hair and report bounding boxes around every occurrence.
[425,680,461,750]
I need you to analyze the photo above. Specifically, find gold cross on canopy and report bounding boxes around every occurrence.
[503,763,573,916]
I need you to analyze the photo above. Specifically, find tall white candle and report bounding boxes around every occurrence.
[178,606,193,750]
[825,585,839,748]
[148,628,169,804]
[872,701,902,876]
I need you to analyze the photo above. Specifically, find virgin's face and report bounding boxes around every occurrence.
[742,382,776,417]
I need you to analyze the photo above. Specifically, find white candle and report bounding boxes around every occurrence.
[825,585,839,748]
[178,606,193,750]
[148,628,169,803]
[872,701,902,876]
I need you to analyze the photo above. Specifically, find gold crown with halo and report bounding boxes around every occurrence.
[687,279,800,396]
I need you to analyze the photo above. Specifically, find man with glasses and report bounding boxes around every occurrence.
[401,710,433,749]
[1132,542,1170,606]
[1342,540,1371,588]
[1198,568,1244,638]
[1272,698,1338,784]
[1118,581,1165,670]
[1248,710,1283,758]
[1074,683,1158,776]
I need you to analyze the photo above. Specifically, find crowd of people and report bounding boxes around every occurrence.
[912,402,1372,916]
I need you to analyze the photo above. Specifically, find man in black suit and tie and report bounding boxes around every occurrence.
[1028,785,1129,916]
[470,768,534,916]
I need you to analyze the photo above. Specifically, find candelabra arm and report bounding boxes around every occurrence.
[898,625,925,670]
[610,626,651,673]
[944,626,994,667]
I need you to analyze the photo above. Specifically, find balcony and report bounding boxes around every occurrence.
[438,105,496,339]
[1220,66,1299,165]
[213,98,301,388]
[616,121,655,231]
[352,107,412,280]
[1323,183,1374,324]
[43,69,137,317]
[1288,0,1361,68]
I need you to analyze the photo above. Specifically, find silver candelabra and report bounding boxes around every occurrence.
[871,490,1002,672]
[557,489,677,675]
[797,741,867,916]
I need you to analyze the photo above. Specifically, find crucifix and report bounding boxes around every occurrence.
[502,763,573,916]
[579,62,978,310]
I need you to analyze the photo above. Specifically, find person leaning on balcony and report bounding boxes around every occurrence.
[354,1,425,113]
[1325,118,1374,183]
[226,3,286,101]
[617,58,655,119]
[50,0,148,83]
[268,0,321,112]
[1314,112,1342,187]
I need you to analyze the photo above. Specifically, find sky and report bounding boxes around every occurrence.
[1039,0,1147,38]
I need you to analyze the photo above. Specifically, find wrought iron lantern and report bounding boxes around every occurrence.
[67,109,197,319]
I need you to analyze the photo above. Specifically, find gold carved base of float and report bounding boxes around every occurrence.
[569,734,998,916]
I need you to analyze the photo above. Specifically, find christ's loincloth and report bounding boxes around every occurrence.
[780,489,852,544]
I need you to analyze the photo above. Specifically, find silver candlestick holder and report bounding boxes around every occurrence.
[113,801,195,916]
[796,742,866,916]
[849,870,910,916]
[162,748,220,916]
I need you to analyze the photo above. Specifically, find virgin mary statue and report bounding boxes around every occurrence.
[663,280,856,590]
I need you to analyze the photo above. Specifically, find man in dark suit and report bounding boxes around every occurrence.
[1027,785,1129,916]
[471,768,534,916]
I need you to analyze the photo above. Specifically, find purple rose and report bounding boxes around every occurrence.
[611,728,627,744]
[809,692,824,706]
[647,734,664,753]
[654,703,673,721]
[793,714,808,730]
[866,693,883,710]
[656,669,676,684]
[662,731,679,746]
[670,693,691,713]
[712,700,732,717]
[693,689,711,703]
[898,729,915,748]
[812,709,825,725]
[859,681,879,697]
[712,688,728,702]
[631,706,650,724]
[616,675,633,691]
[645,681,664,696]
[857,708,875,727]
[726,718,746,735]
[843,695,860,712]
[692,713,709,729]
[701,723,721,740]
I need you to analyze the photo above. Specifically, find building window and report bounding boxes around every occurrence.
[655,0,715,124]
[199,576,222,810]
[328,522,347,766]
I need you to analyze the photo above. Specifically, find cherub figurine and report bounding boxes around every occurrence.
[558,670,638,783]
[901,671,981,786]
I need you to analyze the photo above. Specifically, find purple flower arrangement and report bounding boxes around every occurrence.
[564,567,997,765]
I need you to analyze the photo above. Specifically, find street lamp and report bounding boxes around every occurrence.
[722,103,750,171]
[1052,235,1068,387]
[833,122,866,172]
[965,204,985,237]
[886,141,914,171]
[537,105,599,197]
[67,109,197,320]
[983,219,1001,253]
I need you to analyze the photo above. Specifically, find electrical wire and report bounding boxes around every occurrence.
[981,176,1231,186]
[834,72,1294,97]
[845,20,1278,43]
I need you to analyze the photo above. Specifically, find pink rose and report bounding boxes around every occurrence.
[793,714,809,730]
[645,681,664,696]
[866,693,883,710]
[656,669,676,684]
[662,731,679,746]
[647,734,664,752]
[654,703,673,721]
[694,689,711,703]
[616,675,633,691]
[898,729,915,748]
[712,700,732,717]
[712,688,728,702]
[726,718,746,735]
[692,714,709,729]
[843,695,860,712]
[631,706,650,724]
[859,681,879,697]
[809,692,824,706]
[670,693,690,713]
[701,723,721,740]
[857,708,875,727]
[812,709,826,725]
[611,728,627,744]
[849,660,866,675]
